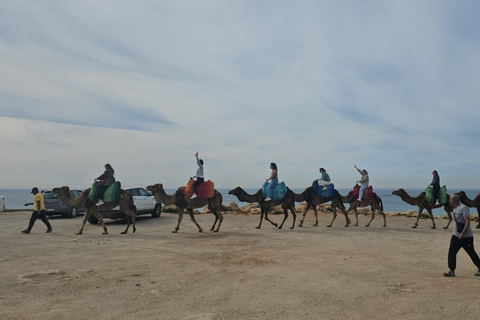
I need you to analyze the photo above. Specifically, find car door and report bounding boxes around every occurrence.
[127,188,142,212]
[138,187,155,212]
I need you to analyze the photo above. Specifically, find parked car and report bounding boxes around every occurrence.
[43,189,85,218]
[88,186,161,224]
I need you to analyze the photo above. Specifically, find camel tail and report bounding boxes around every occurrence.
[377,194,384,211]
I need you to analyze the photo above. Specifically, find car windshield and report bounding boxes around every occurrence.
[43,192,59,199]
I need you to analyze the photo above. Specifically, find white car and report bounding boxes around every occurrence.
[88,186,161,224]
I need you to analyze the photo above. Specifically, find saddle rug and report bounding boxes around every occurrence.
[262,181,287,200]
[352,185,374,200]
[183,178,215,198]
[312,182,335,198]
[425,185,447,204]
[89,181,122,203]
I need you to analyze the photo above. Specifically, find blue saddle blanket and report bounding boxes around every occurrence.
[262,181,287,200]
[312,181,335,198]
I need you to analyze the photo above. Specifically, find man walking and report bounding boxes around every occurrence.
[444,194,480,277]
[22,187,52,234]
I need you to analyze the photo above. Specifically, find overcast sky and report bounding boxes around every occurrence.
[1,0,479,190]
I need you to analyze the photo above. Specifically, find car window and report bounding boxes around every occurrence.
[138,188,149,196]
[70,191,79,198]
[128,189,141,196]
[43,192,59,199]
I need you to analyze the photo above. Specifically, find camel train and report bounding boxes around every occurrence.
[52,180,480,234]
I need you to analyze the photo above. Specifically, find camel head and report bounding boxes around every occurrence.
[146,183,163,194]
[52,186,71,196]
[228,187,243,196]
[392,188,405,196]
[456,191,466,198]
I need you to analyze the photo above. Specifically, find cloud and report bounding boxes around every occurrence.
[1,0,480,189]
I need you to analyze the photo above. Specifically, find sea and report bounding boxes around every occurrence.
[2,187,479,217]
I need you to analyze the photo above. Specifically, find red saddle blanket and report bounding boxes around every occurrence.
[183,178,215,198]
[352,185,374,199]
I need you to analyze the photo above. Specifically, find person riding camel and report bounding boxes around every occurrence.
[190,152,204,200]
[265,163,278,202]
[428,170,440,205]
[315,168,331,191]
[354,165,369,203]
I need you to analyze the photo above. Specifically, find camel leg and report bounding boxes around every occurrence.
[378,206,387,227]
[327,206,337,228]
[354,207,359,227]
[277,207,289,230]
[208,204,218,232]
[121,210,136,234]
[365,208,375,227]
[413,208,423,228]
[427,208,436,229]
[187,208,203,233]
[173,207,184,233]
[338,204,351,227]
[298,203,312,227]
[212,207,224,233]
[256,208,265,229]
[92,208,108,235]
[289,206,296,229]
[264,208,279,229]
[443,205,452,230]
[313,205,319,226]
[76,208,90,235]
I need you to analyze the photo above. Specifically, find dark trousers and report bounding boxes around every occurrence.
[433,186,440,202]
[26,210,52,231]
[96,185,109,200]
[448,235,480,271]
[192,178,204,194]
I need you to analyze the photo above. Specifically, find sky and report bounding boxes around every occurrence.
[1,0,480,190]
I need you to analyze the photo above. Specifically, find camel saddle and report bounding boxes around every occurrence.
[262,181,287,200]
[425,185,447,204]
[352,185,373,200]
[312,182,335,197]
[183,178,215,198]
[89,181,122,203]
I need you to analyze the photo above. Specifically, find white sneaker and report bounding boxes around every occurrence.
[322,187,327,191]
[265,197,272,201]
[435,201,439,205]
[190,194,197,199]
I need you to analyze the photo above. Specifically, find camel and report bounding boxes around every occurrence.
[392,188,452,229]
[52,186,136,235]
[456,191,480,229]
[228,187,296,229]
[146,183,223,233]
[340,191,386,227]
[293,187,351,227]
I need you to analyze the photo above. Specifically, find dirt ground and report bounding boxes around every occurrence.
[1,210,480,320]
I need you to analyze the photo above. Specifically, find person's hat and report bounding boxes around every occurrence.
[31,187,39,194]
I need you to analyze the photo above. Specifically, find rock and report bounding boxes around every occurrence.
[227,201,239,211]
[240,203,260,213]
[203,205,211,213]
[162,205,178,213]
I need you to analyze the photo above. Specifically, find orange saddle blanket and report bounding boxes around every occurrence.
[183,178,215,198]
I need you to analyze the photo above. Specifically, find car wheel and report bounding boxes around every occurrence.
[151,204,162,218]
[88,215,99,224]
[66,207,78,218]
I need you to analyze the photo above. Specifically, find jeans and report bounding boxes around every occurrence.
[26,210,52,231]
[358,185,367,200]
[268,178,278,198]
[193,177,204,194]
[448,235,480,271]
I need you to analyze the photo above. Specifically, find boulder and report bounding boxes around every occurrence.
[227,201,239,211]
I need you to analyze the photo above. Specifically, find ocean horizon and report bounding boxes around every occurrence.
[2,187,479,216]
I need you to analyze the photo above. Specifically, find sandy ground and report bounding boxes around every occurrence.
[1,210,480,320]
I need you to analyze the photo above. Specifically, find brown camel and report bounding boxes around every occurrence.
[228,187,296,229]
[456,191,480,229]
[392,188,452,229]
[293,187,351,227]
[146,183,223,233]
[340,191,386,227]
[52,186,136,235]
